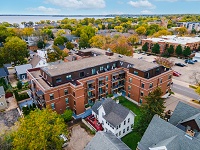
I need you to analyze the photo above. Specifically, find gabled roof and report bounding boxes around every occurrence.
[84,131,131,150]
[30,55,41,68]
[179,113,200,129]
[169,102,200,126]
[91,101,102,114]
[0,68,8,77]
[94,98,134,127]
[15,64,32,75]
[138,115,200,150]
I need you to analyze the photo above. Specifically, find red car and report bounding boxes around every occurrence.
[173,71,181,77]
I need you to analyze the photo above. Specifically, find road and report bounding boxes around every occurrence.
[171,83,200,100]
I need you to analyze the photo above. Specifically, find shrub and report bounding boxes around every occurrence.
[61,109,73,122]
[17,81,22,90]
[189,85,198,89]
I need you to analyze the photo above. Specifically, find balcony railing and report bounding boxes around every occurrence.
[88,86,95,91]
[88,94,95,99]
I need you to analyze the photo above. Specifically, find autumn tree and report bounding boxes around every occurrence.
[127,35,139,46]
[153,30,172,37]
[47,45,67,62]
[0,25,12,42]
[176,27,188,36]
[154,57,174,68]
[37,40,46,49]
[3,36,28,65]
[142,42,148,52]
[135,26,146,35]
[114,25,124,32]
[89,35,106,48]
[79,26,95,49]
[12,108,68,150]
[66,42,74,50]
[183,47,191,57]
[22,28,34,36]
[175,45,182,56]
[54,36,65,46]
[135,87,165,135]
[152,43,160,54]
[56,29,66,36]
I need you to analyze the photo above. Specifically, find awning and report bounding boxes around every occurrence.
[98,77,105,81]
[36,90,44,96]
[119,70,125,74]
[87,80,95,84]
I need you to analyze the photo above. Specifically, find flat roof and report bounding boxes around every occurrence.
[144,36,200,45]
[41,48,159,77]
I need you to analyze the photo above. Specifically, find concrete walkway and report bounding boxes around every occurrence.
[172,79,191,88]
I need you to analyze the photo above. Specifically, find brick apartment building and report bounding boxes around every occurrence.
[142,35,200,54]
[27,48,173,115]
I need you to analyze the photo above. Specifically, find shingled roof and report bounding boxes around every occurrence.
[84,131,131,150]
[138,115,200,150]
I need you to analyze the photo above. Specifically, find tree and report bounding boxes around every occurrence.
[3,36,28,65]
[183,47,191,57]
[176,27,188,36]
[167,45,174,56]
[37,40,46,49]
[142,42,148,52]
[56,29,66,36]
[89,35,106,48]
[135,26,146,35]
[127,35,139,46]
[175,45,182,56]
[153,30,172,37]
[12,108,68,150]
[135,87,165,135]
[114,26,124,32]
[65,42,74,50]
[61,109,73,122]
[79,26,95,49]
[154,57,174,68]
[0,25,12,42]
[17,81,22,90]
[152,43,160,54]
[22,28,34,36]
[198,45,200,52]
[54,36,64,46]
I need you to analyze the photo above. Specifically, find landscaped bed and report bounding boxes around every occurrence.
[114,96,142,150]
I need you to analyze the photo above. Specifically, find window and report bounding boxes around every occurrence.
[128,85,131,91]
[149,83,153,88]
[74,100,76,106]
[106,76,108,81]
[80,72,85,77]
[51,103,55,109]
[116,133,118,136]
[134,71,138,75]
[167,82,170,86]
[119,131,121,136]
[168,75,172,79]
[107,64,110,69]
[123,129,125,133]
[141,91,144,97]
[113,63,116,68]
[100,66,104,71]
[128,93,130,98]
[49,94,54,100]
[129,78,132,83]
[56,77,62,83]
[119,124,121,128]
[64,89,68,95]
[117,126,118,129]
[106,84,108,88]
[73,92,75,97]
[127,126,129,131]
[141,83,145,88]
[160,78,162,83]
[92,68,96,75]
[65,98,69,104]
[66,75,72,80]
[128,118,130,123]
[124,120,126,125]
[156,68,160,73]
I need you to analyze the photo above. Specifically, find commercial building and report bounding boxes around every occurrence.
[27,48,173,115]
[142,35,200,54]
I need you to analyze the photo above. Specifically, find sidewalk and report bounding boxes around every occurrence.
[172,78,191,88]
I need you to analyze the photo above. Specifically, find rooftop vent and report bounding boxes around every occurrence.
[105,48,113,56]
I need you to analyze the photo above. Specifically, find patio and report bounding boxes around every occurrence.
[86,115,103,131]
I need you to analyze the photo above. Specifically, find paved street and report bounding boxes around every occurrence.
[171,83,200,100]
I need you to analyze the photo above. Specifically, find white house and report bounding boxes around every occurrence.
[91,98,135,138]
[0,86,7,110]
[30,49,48,68]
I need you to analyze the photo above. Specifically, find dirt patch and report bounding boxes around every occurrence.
[65,125,93,150]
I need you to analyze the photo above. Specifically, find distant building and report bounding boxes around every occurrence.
[177,22,200,31]
[91,98,135,138]
[142,35,200,54]
[138,102,200,150]
[0,86,7,110]
[84,131,131,150]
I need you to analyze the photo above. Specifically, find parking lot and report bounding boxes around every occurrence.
[133,53,200,85]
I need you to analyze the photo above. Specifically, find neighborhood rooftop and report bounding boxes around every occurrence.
[144,35,200,45]
[41,48,159,77]
[84,131,131,150]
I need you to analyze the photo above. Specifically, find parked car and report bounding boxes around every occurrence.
[147,54,151,56]
[193,60,198,62]
[173,71,181,77]
[185,59,194,64]
[142,52,146,55]
[175,63,186,67]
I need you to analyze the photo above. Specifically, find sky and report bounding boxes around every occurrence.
[1,0,200,15]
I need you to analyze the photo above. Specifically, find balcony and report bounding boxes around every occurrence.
[88,94,95,100]
[99,90,105,95]
[88,86,95,91]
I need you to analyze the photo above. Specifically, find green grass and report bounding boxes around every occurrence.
[114,96,142,150]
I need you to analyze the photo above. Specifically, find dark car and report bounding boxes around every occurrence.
[175,63,186,67]
[185,59,194,64]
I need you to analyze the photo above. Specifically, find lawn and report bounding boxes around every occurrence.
[114,96,142,150]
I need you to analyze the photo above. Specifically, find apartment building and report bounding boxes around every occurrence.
[177,22,200,31]
[142,35,200,54]
[27,48,173,115]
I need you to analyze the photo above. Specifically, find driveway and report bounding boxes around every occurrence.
[65,125,93,150]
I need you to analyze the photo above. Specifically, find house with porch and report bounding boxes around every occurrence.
[15,64,32,80]
[91,98,135,138]
[0,86,7,110]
